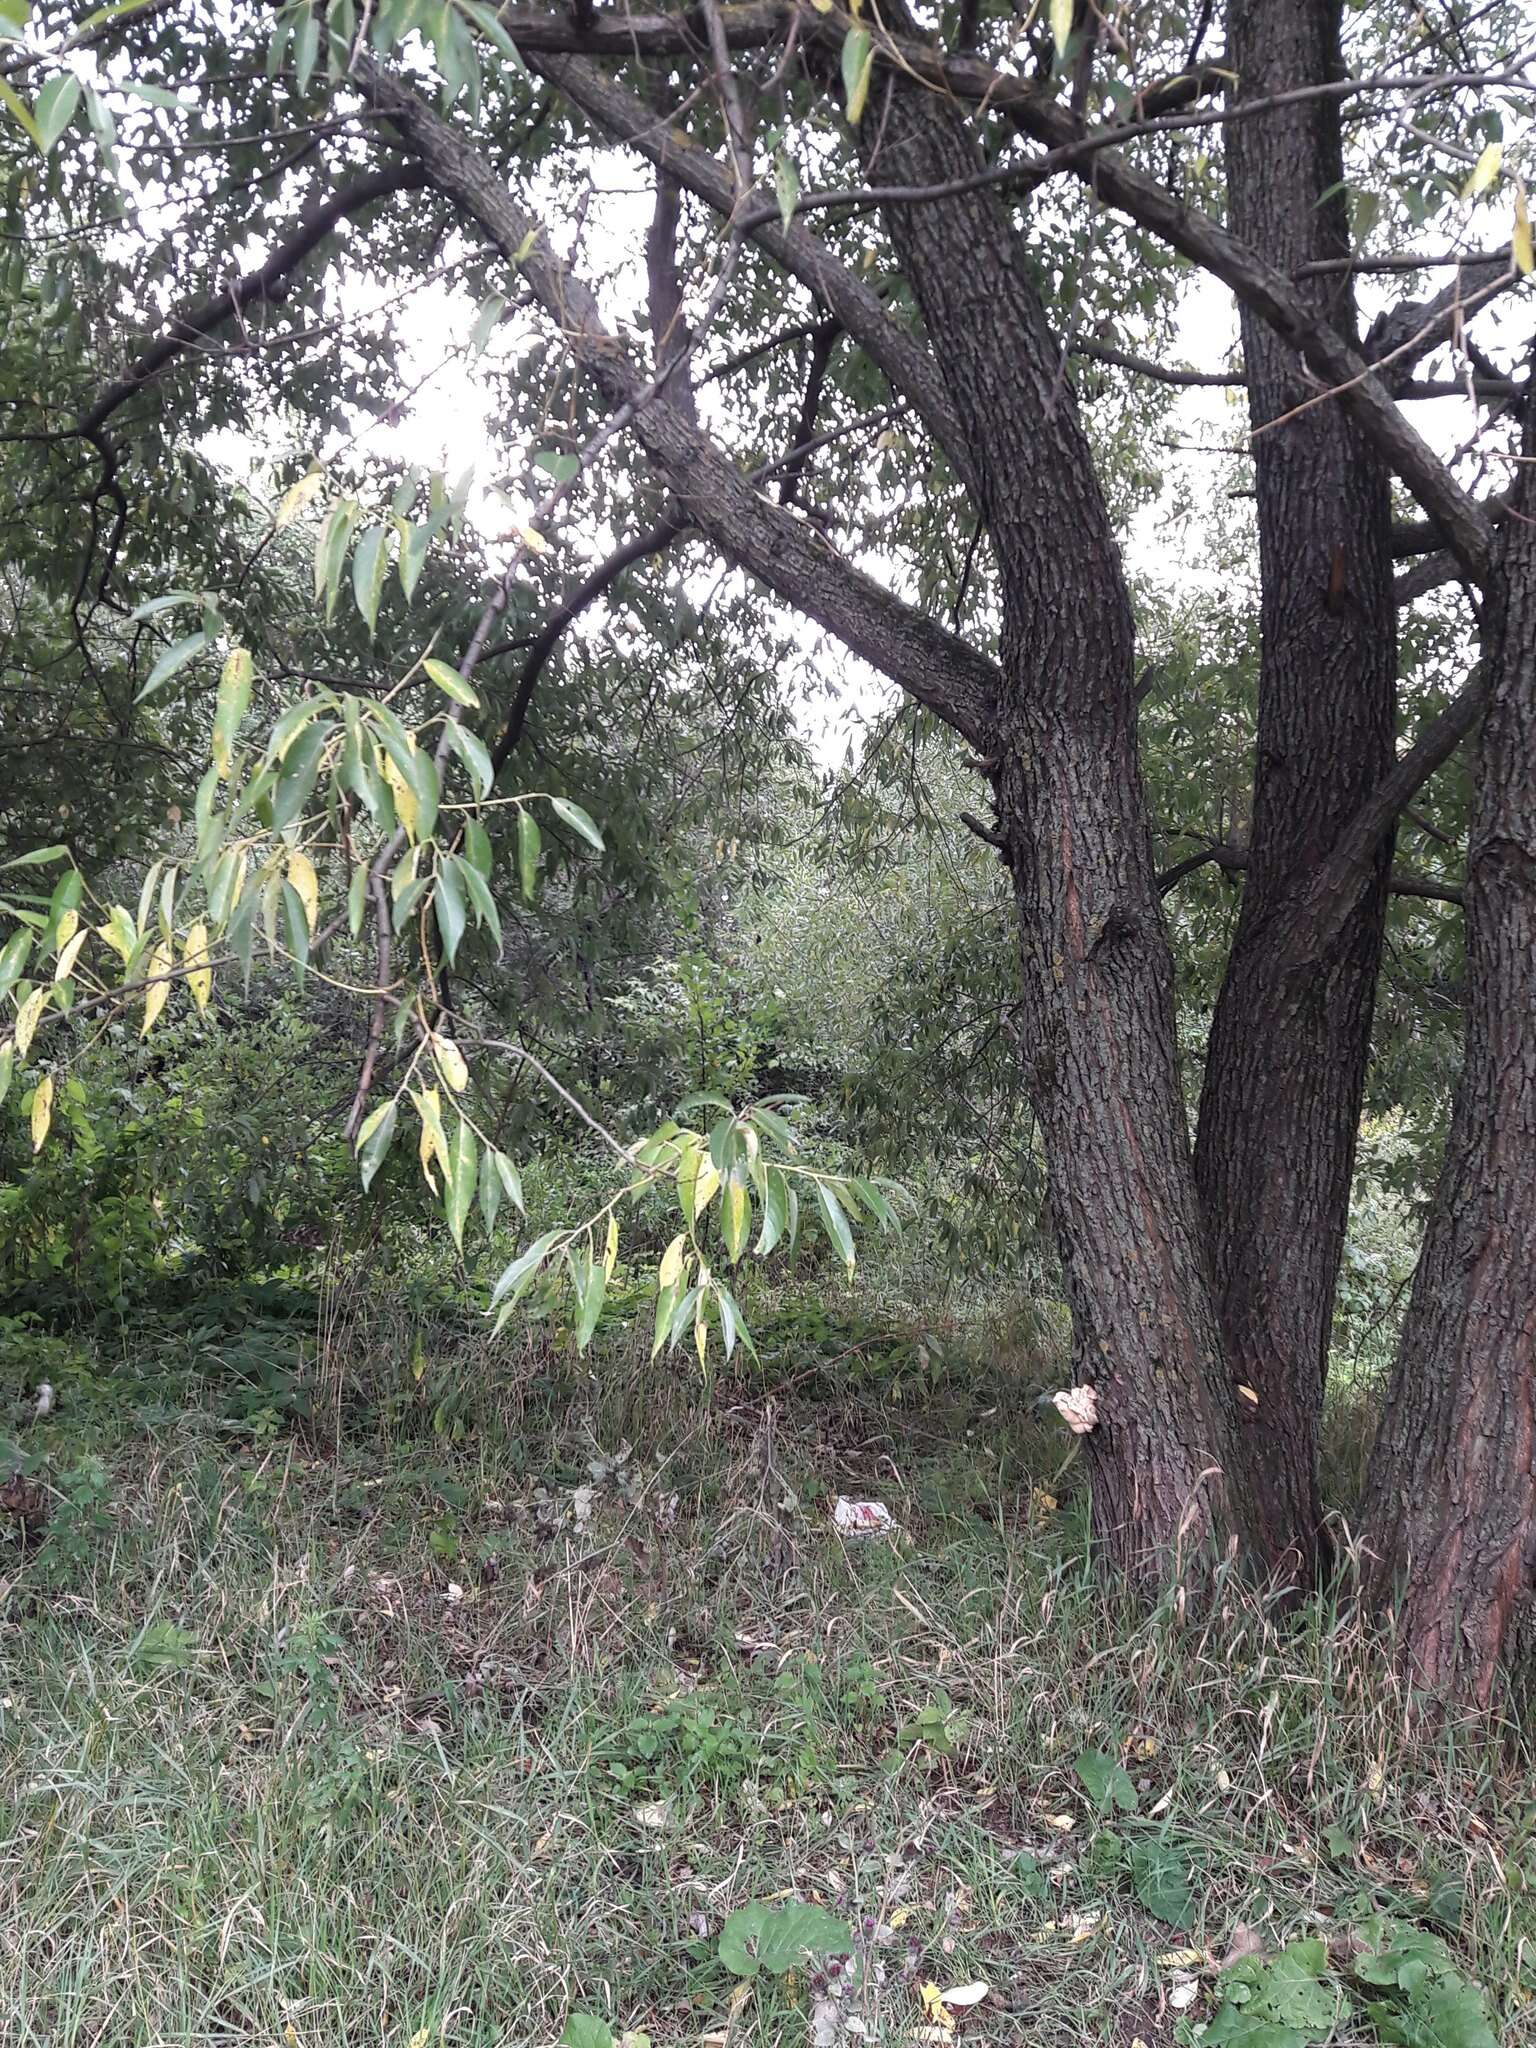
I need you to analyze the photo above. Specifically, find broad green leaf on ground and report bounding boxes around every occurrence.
[718,1901,852,1978]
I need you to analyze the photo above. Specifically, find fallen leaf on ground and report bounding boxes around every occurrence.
[1217,1922,1266,1970]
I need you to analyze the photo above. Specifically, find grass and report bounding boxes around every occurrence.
[2,1298,1534,2047]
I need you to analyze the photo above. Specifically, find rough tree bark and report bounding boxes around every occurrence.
[1193,0,1397,1581]
[854,46,1255,1576]
[1361,385,1536,1709]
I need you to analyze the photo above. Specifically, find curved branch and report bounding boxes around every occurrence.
[360,56,999,745]
[78,165,428,438]
[523,52,979,497]
[489,513,689,778]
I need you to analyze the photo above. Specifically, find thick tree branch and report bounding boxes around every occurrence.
[1158,839,1463,907]
[508,5,1496,579]
[526,52,978,494]
[1279,669,1487,964]
[1366,251,1521,376]
[980,90,1498,578]
[359,58,999,745]
[78,165,428,438]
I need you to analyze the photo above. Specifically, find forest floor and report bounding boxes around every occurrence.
[2,1290,1533,2047]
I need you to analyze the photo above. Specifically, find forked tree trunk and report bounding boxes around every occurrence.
[1193,0,1396,1580]
[1360,390,1536,1708]
[859,56,1256,1580]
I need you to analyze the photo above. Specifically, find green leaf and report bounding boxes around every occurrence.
[478,1142,504,1233]
[0,845,69,872]
[548,795,605,852]
[270,720,332,833]
[463,818,492,877]
[434,856,467,967]
[34,71,80,153]
[518,807,541,901]
[397,518,431,602]
[490,1229,560,1309]
[0,75,41,149]
[774,148,800,231]
[352,522,390,635]
[315,500,357,612]
[841,25,873,123]
[755,1166,789,1255]
[534,448,580,484]
[347,862,368,938]
[355,1100,398,1192]
[281,880,310,984]
[444,719,493,799]
[559,2019,614,2048]
[1050,0,1073,59]
[493,1150,524,1214]
[814,1180,855,1275]
[423,656,481,708]
[718,1901,851,1979]
[1130,1841,1193,1928]
[134,630,208,703]
[1365,1979,1496,2048]
[446,1115,478,1250]
[469,291,506,351]
[569,1245,607,1350]
[451,853,502,950]
[130,1620,198,1675]
[294,4,320,91]
[1075,1747,1138,1813]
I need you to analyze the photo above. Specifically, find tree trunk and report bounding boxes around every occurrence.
[858,57,1255,1579]
[1361,389,1536,1708]
[1193,0,1396,1580]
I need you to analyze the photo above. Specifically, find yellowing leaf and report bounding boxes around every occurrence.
[432,1032,468,1093]
[603,1210,619,1277]
[14,984,51,1058]
[184,921,213,1010]
[54,928,88,983]
[1050,0,1074,57]
[517,522,550,554]
[30,1072,53,1152]
[142,940,172,1036]
[412,1085,449,1192]
[842,25,874,124]
[940,1982,990,2008]
[382,754,418,839]
[1515,185,1533,275]
[286,850,319,935]
[917,1983,955,2033]
[55,906,78,950]
[1158,1948,1207,1969]
[1465,140,1502,197]
[658,1231,686,1289]
[694,1161,722,1213]
[98,905,138,962]
[213,645,253,779]
[1045,1812,1076,1831]
[276,466,325,529]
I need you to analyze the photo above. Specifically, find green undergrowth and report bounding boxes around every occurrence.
[2,1297,1533,2046]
